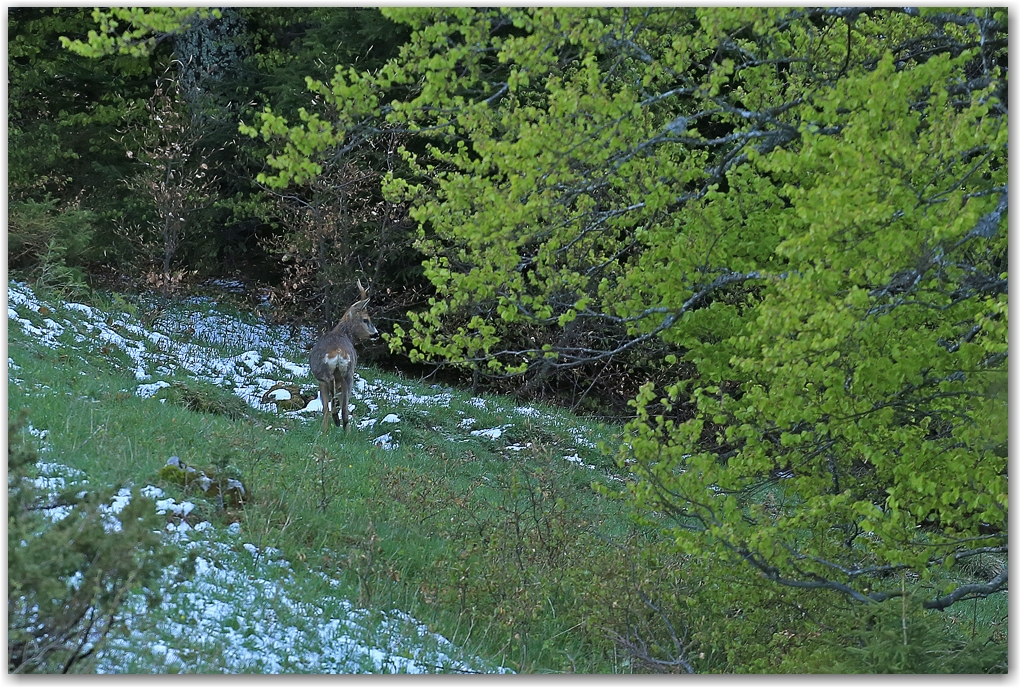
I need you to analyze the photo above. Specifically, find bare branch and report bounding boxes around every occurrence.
[923,567,1007,610]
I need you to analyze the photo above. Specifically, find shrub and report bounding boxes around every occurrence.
[8,197,95,288]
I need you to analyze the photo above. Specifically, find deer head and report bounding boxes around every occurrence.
[342,278,379,341]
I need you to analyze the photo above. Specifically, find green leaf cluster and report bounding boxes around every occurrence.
[59,8,221,59]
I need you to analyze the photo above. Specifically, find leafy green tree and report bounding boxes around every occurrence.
[244,5,1007,616]
[58,7,220,59]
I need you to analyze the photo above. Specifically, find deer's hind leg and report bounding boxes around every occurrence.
[339,377,352,431]
[319,381,333,433]
[331,374,343,427]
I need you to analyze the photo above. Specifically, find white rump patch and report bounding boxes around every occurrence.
[323,350,352,375]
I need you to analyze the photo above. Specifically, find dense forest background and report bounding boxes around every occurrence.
[9,8,425,377]
[8,7,1007,673]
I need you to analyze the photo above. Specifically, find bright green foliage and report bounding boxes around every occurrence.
[59,8,221,58]
[245,5,1007,616]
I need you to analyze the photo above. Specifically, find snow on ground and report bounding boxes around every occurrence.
[8,280,605,471]
[15,435,508,675]
[470,425,512,440]
[97,513,504,674]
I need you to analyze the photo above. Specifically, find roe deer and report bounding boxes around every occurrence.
[310,279,379,433]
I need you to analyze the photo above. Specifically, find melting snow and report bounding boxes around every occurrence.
[563,453,597,470]
[16,430,506,675]
[137,381,171,398]
[470,425,511,440]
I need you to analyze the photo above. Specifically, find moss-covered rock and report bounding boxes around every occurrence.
[158,455,246,508]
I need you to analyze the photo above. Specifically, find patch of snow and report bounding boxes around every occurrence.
[166,520,192,535]
[563,453,596,470]
[374,433,397,450]
[470,425,512,440]
[136,381,171,398]
[364,378,452,411]
[271,357,308,378]
[567,426,598,449]
[98,487,134,532]
[95,533,509,674]
[300,397,323,413]
[64,301,96,317]
[26,425,49,441]
[155,498,196,517]
[268,388,292,401]
[380,413,400,424]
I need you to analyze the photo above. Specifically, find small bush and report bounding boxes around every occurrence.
[8,198,95,288]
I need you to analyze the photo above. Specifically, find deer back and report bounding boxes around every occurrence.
[309,295,378,383]
[310,326,357,383]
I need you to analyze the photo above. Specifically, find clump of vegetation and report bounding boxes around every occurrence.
[8,198,94,290]
[155,380,251,420]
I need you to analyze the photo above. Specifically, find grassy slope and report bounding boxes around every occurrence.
[7,280,636,673]
[7,279,1006,674]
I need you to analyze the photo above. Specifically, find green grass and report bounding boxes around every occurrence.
[8,282,638,673]
[8,279,1007,674]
